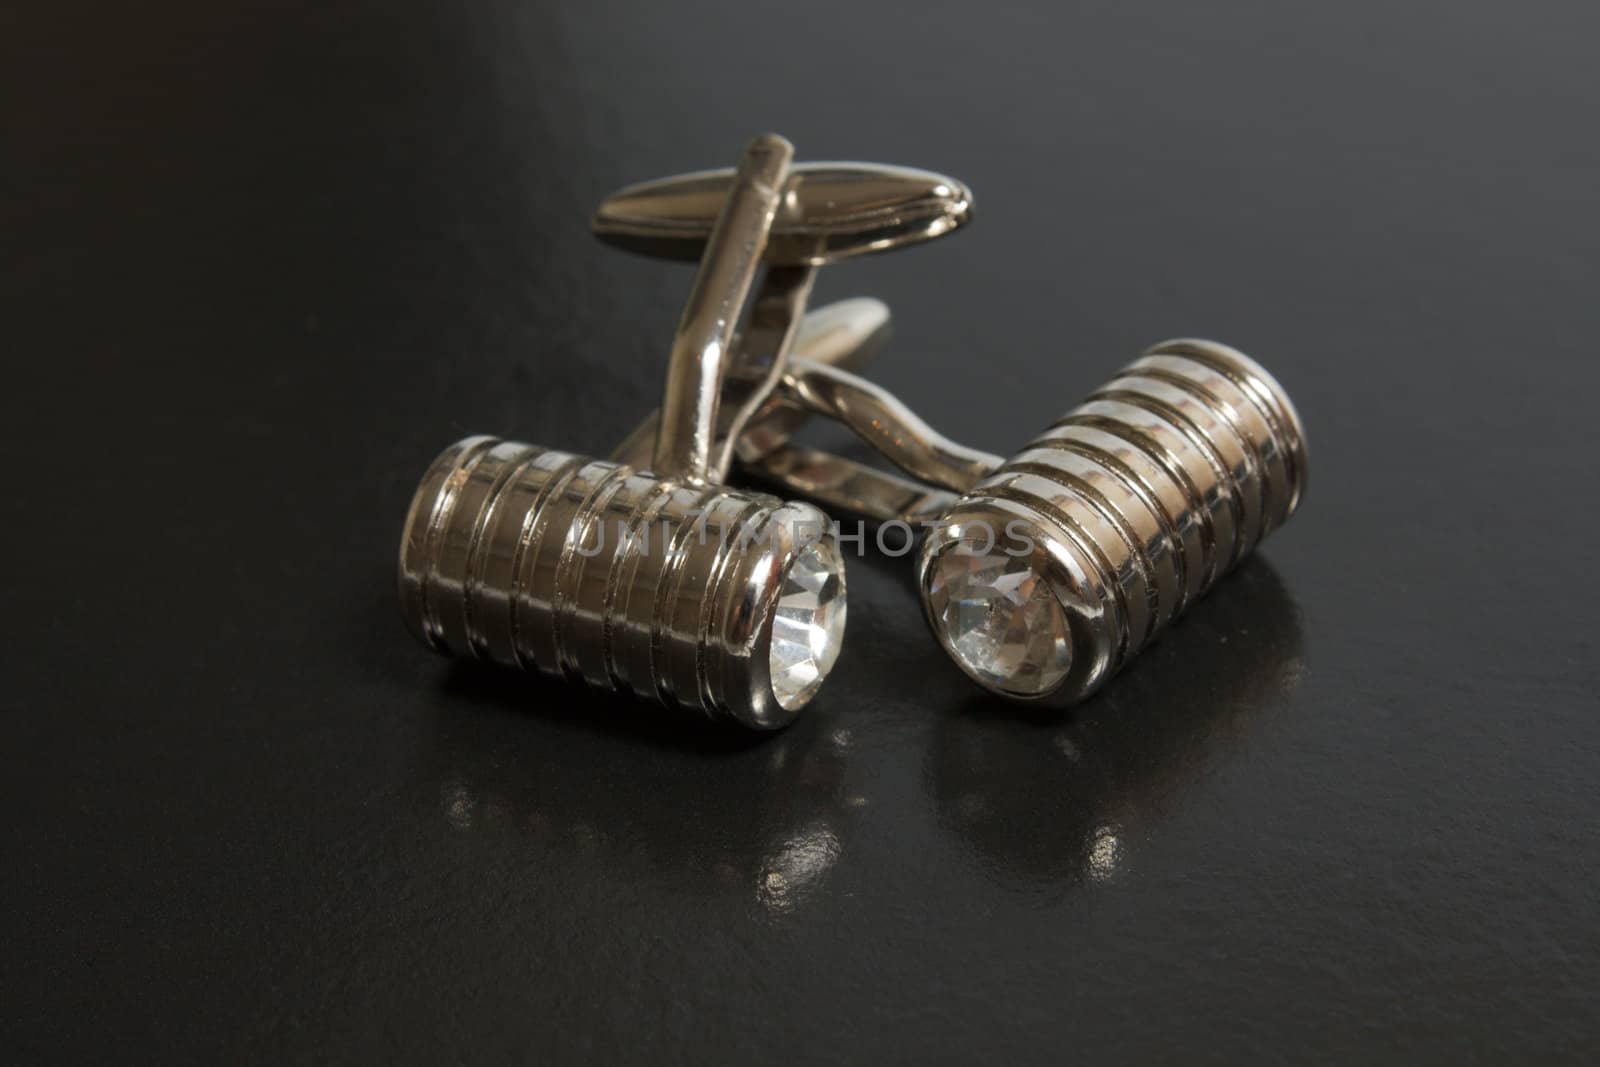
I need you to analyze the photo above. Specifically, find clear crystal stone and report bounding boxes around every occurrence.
[925,546,1070,695]
[768,542,847,710]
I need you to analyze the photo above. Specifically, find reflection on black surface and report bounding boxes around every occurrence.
[926,558,1306,888]
[420,670,863,915]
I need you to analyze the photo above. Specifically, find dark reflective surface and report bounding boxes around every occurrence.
[6,0,1600,1062]
[929,560,1304,890]
[425,665,864,915]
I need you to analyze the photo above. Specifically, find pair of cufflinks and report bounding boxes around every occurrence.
[398,134,1307,729]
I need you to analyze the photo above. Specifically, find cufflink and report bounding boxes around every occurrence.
[398,134,973,727]
[732,249,1305,704]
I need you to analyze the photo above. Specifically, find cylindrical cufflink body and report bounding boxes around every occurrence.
[399,436,846,729]
[918,339,1306,703]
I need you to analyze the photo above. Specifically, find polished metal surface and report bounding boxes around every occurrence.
[593,162,974,265]
[918,338,1307,703]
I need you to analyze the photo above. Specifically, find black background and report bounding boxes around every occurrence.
[5,1,1599,1062]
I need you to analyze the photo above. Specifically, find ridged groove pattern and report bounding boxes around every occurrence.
[398,437,795,722]
[976,339,1306,680]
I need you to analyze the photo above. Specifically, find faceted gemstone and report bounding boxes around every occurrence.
[768,542,848,710]
[925,546,1070,695]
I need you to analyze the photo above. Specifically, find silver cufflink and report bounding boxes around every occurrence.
[399,131,1307,724]
[397,134,972,728]
[743,337,1306,705]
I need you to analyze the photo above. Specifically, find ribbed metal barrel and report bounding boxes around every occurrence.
[918,339,1307,704]
[399,436,844,728]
